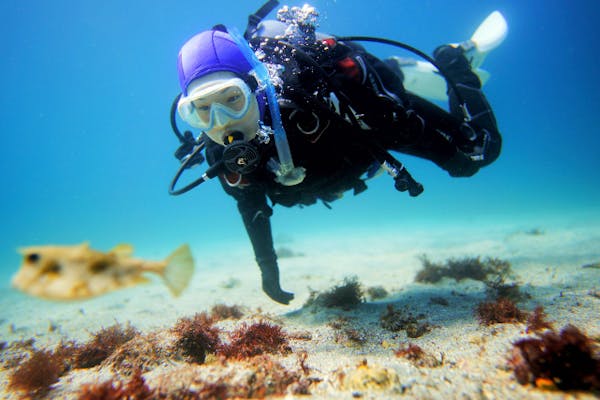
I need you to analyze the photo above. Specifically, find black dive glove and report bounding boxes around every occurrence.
[258,260,295,305]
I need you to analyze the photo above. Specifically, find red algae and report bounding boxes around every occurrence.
[74,323,139,368]
[77,369,154,400]
[526,306,554,334]
[394,343,443,368]
[8,348,65,398]
[209,304,244,321]
[394,343,425,360]
[172,312,221,364]
[475,297,527,325]
[509,324,600,391]
[218,321,291,359]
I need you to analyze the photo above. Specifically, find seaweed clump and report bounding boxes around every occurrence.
[209,304,244,321]
[394,343,442,367]
[509,324,600,391]
[103,332,171,375]
[78,369,154,400]
[304,276,364,310]
[380,305,432,338]
[526,306,554,334]
[476,297,527,325]
[8,348,65,398]
[416,255,528,302]
[74,323,139,368]
[415,255,511,284]
[329,318,367,346]
[172,312,221,364]
[219,321,291,359]
[366,285,389,301]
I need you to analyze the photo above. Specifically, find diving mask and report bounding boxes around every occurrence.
[178,73,259,144]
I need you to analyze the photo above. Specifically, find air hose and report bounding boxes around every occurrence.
[228,28,306,186]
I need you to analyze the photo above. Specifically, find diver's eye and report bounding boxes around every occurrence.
[227,94,241,103]
[26,253,40,264]
[192,100,210,112]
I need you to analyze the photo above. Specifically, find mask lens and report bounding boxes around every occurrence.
[178,78,252,131]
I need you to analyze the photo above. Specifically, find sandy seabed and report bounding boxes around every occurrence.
[1,217,599,399]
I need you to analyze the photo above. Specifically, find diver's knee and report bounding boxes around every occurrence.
[479,128,502,167]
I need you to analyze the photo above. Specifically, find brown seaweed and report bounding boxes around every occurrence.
[73,323,139,369]
[172,312,221,364]
[394,343,443,367]
[77,369,154,400]
[8,348,65,398]
[415,255,512,284]
[526,306,554,334]
[303,276,365,310]
[380,304,432,338]
[509,324,600,391]
[218,321,291,359]
[475,297,527,325]
[209,304,244,321]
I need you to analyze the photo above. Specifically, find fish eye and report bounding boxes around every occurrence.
[26,253,40,263]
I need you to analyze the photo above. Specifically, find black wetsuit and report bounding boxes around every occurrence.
[204,35,502,304]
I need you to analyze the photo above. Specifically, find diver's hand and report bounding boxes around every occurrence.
[442,150,480,177]
[259,261,294,305]
[262,276,295,305]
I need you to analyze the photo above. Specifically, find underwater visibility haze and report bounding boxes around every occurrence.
[2,1,600,399]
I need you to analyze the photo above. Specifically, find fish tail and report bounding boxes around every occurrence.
[162,244,194,296]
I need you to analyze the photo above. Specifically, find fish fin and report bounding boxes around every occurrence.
[111,243,134,257]
[161,244,194,296]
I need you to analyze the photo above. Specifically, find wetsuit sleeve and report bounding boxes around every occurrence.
[229,185,277,269]
[204,139,274,264]
[228,186,294,305]
[205,139,293,304]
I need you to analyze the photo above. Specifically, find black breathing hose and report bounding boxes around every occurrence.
[336,36,468,109]
[170,93,186,143]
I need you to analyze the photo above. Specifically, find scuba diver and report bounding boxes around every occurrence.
[169,2,506,304]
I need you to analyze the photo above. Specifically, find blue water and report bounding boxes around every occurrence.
[1,0,599,283]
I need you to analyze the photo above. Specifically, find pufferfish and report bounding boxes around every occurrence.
[11,243,194,300]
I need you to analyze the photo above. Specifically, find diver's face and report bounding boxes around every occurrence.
[178,76,260,145]
[197,92,260,145]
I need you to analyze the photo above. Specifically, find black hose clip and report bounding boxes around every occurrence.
[174,131,205,169]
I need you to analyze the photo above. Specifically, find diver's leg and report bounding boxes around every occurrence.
[383,93,483,177]
[433,45,502,167]
[383,46,502,177]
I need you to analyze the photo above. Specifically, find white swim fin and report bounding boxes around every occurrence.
[397,10,508,101]
[462,10,508,69]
